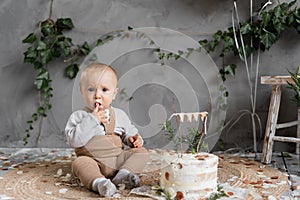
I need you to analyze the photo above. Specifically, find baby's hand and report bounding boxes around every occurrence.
[128,134,143,148]
[92,103,109,124]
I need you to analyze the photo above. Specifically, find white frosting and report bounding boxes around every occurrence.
[160,152,218,199]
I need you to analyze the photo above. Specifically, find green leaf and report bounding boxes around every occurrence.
[223,91,229,97]
[33,61,43,69]
[288,0,297,7]
[96,39,103,46]
[104,35,113,41]
[78,42,91,55]
[40,49,52,64]
[287,66,300,108]
[240,23,251,34]
[274,21,285,33]
[224,64,237,76]
[166,53,173,59]
[57,41,65,49]
[198,39,208,47]
[22,33,36,44]
[287,14,295,26]
[213,30,223,42]
[44,92,52,99]
[158,52,165,60]
[297,65,300,74]
[238,44,253,58]
[63,47,71,57]
[224,36,234,49]
[37,106,46,117]
[36,70,49,80]
[89,53,98,61]
[65,37,73,45]
[260,31,277,50]
[37,40,47,51]
[174,54,181,60]
[274,5,283,18]
[34,79,44,89]
[65,63,79,79]
[32,113,38,121]
[57,40,71,57]
[56,18,74,30]
[219,85,226,91]
[272,11,286,33]
[293,11,299,20]
[209,41,218,52]
[262,12,271,28]
[23,47,37,63]
[149,40,155,45]
[41,19,55,36]
[51,48,61,58]
[45,102,52,110]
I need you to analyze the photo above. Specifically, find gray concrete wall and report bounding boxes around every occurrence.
[0,0,299,152]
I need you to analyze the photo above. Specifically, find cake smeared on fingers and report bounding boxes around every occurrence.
[95,102,102,108]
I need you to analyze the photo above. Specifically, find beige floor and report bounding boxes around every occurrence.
[0,148,299,199]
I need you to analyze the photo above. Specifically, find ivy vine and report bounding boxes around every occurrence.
[21,12,144,146]
[22,17,90,145]
[21,1,299,147]
[154,0,299,95]
[199,0,299,82]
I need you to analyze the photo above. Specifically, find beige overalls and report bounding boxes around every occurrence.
[71,107,149,190]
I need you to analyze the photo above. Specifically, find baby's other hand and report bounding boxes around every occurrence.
[128,134,143,148]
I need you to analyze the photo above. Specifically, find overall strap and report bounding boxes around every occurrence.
[102,107,115,135]
[82,106,116,135]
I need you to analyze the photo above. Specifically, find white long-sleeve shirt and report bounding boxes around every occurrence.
[65,107,140,148]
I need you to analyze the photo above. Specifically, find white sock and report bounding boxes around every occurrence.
[112,169,140,189]
[92,178,116,197]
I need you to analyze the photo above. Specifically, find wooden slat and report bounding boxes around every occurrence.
[273,136,300,143]
[276,120,300,129]
[261,76,295,85]
[262,85,282,164]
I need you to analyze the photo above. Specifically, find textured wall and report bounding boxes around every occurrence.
[0,0,299,152]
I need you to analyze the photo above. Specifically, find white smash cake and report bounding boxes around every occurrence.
[159,151,219,199]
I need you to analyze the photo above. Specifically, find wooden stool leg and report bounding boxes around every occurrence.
[262,85,282,164]
[297,109,300,155]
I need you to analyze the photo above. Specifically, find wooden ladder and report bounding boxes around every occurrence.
[261,76,300,164]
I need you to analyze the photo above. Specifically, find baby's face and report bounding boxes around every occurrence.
[81,68,118,111]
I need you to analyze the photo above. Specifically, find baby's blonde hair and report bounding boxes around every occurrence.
[79,62,117,90]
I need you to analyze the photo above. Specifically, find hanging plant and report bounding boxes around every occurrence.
[22,17,93,145]
[22,6,140,146]
[196,0,300,152]
[151,0,299,152]
[287,65,300,108]
[198,0,299,82]
[22,1,299,148]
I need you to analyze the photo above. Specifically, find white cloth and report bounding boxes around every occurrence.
[65,107,140,148]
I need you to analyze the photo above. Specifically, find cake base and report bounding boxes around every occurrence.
[159,152,219,199]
